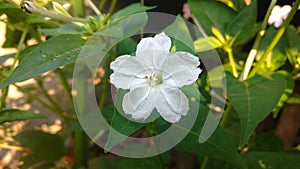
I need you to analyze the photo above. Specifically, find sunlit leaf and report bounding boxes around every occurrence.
[0,35,86,88]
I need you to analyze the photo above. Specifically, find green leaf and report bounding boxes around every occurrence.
[177,104,246,168]
[111,3,155,21]
[272,71,294,117]
[188,0,236,35]
[104,89,145,152]
[15,130,66,162]
[0,109,47,124]
[119,156,164,169]
[95,12,148,38]
[226,0,258,46]
[164,15,194,53]
[285,26,300,67]
[19,155,53,169]
[88,156,164,169]
[247,132,284,151]
[242,151,300,169]
[194,36,223,52]
[116,38,137,56]
[226,72,286,147]
[218,0,246,11]
[0,35,86,88]
[39,23,84,36]
[0,2,29,24]
[88,157,119,169]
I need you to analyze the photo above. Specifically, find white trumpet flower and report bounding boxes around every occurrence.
[110,32,202,123]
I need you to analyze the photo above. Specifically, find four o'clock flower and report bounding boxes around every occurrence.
[110,32,202,123]
[268,5,292,28]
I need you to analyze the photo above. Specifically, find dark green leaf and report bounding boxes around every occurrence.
[116,38,137,56]
[247,132,284,151]
[242,151,300,169]
[19,155,53,169]
[0,109,46,124]
[0,2,29,24]
[111,3,155,21]
[39,23,84,36]
[15,130,66,162]
[177,104,246,169]
[226,0,258,46]
[164,15,194,53]
[118,156,164,169]
[88,156,164,169]
[218,0,246,11]
[88,157,119,169]
[226,72,286,147]
[188,0,236,35]
[0,35,86,88]
[104,89,145,152]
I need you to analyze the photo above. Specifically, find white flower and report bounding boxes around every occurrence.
[268,5,292,28]
[110,32,201,123]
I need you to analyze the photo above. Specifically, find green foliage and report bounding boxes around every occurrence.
[188,0,236,35]
[177,104,247,169]
[226,72,286,147]
[0,109,47,124]
[1,0,300,168]
[242,151,300,169]
[88,156,164,169]
[0,35,86,89]
[14,130,66,168]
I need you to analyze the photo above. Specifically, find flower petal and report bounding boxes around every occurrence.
[136,50,167,70]
[162,52,201,87]
[280,5,292,20]
[110,55,148,75]
[122,85,154,120]
[150,86,189,123]
[136,32,171,55]
[110,55,150,89]
[110,73,146,89]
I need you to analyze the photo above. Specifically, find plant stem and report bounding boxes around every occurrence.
[99,0,107,11]
[71,0,85,18]
[1,30,27,111]
[13,84,58,113]
[73,72,89,169]
[36,79,69,125]
[0,144,27,151]
[86,0,101,15]
[55,68,74,112]
[11,30,27,72]
[249,0,300,77]
[226,48,238,77]
[200,157,212,169]
[240,0,278,81]
[99,76,108,109]
[0,87,9,111]
[22,1,87,22]
[220,103,234,128]
[108,0,117,14]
